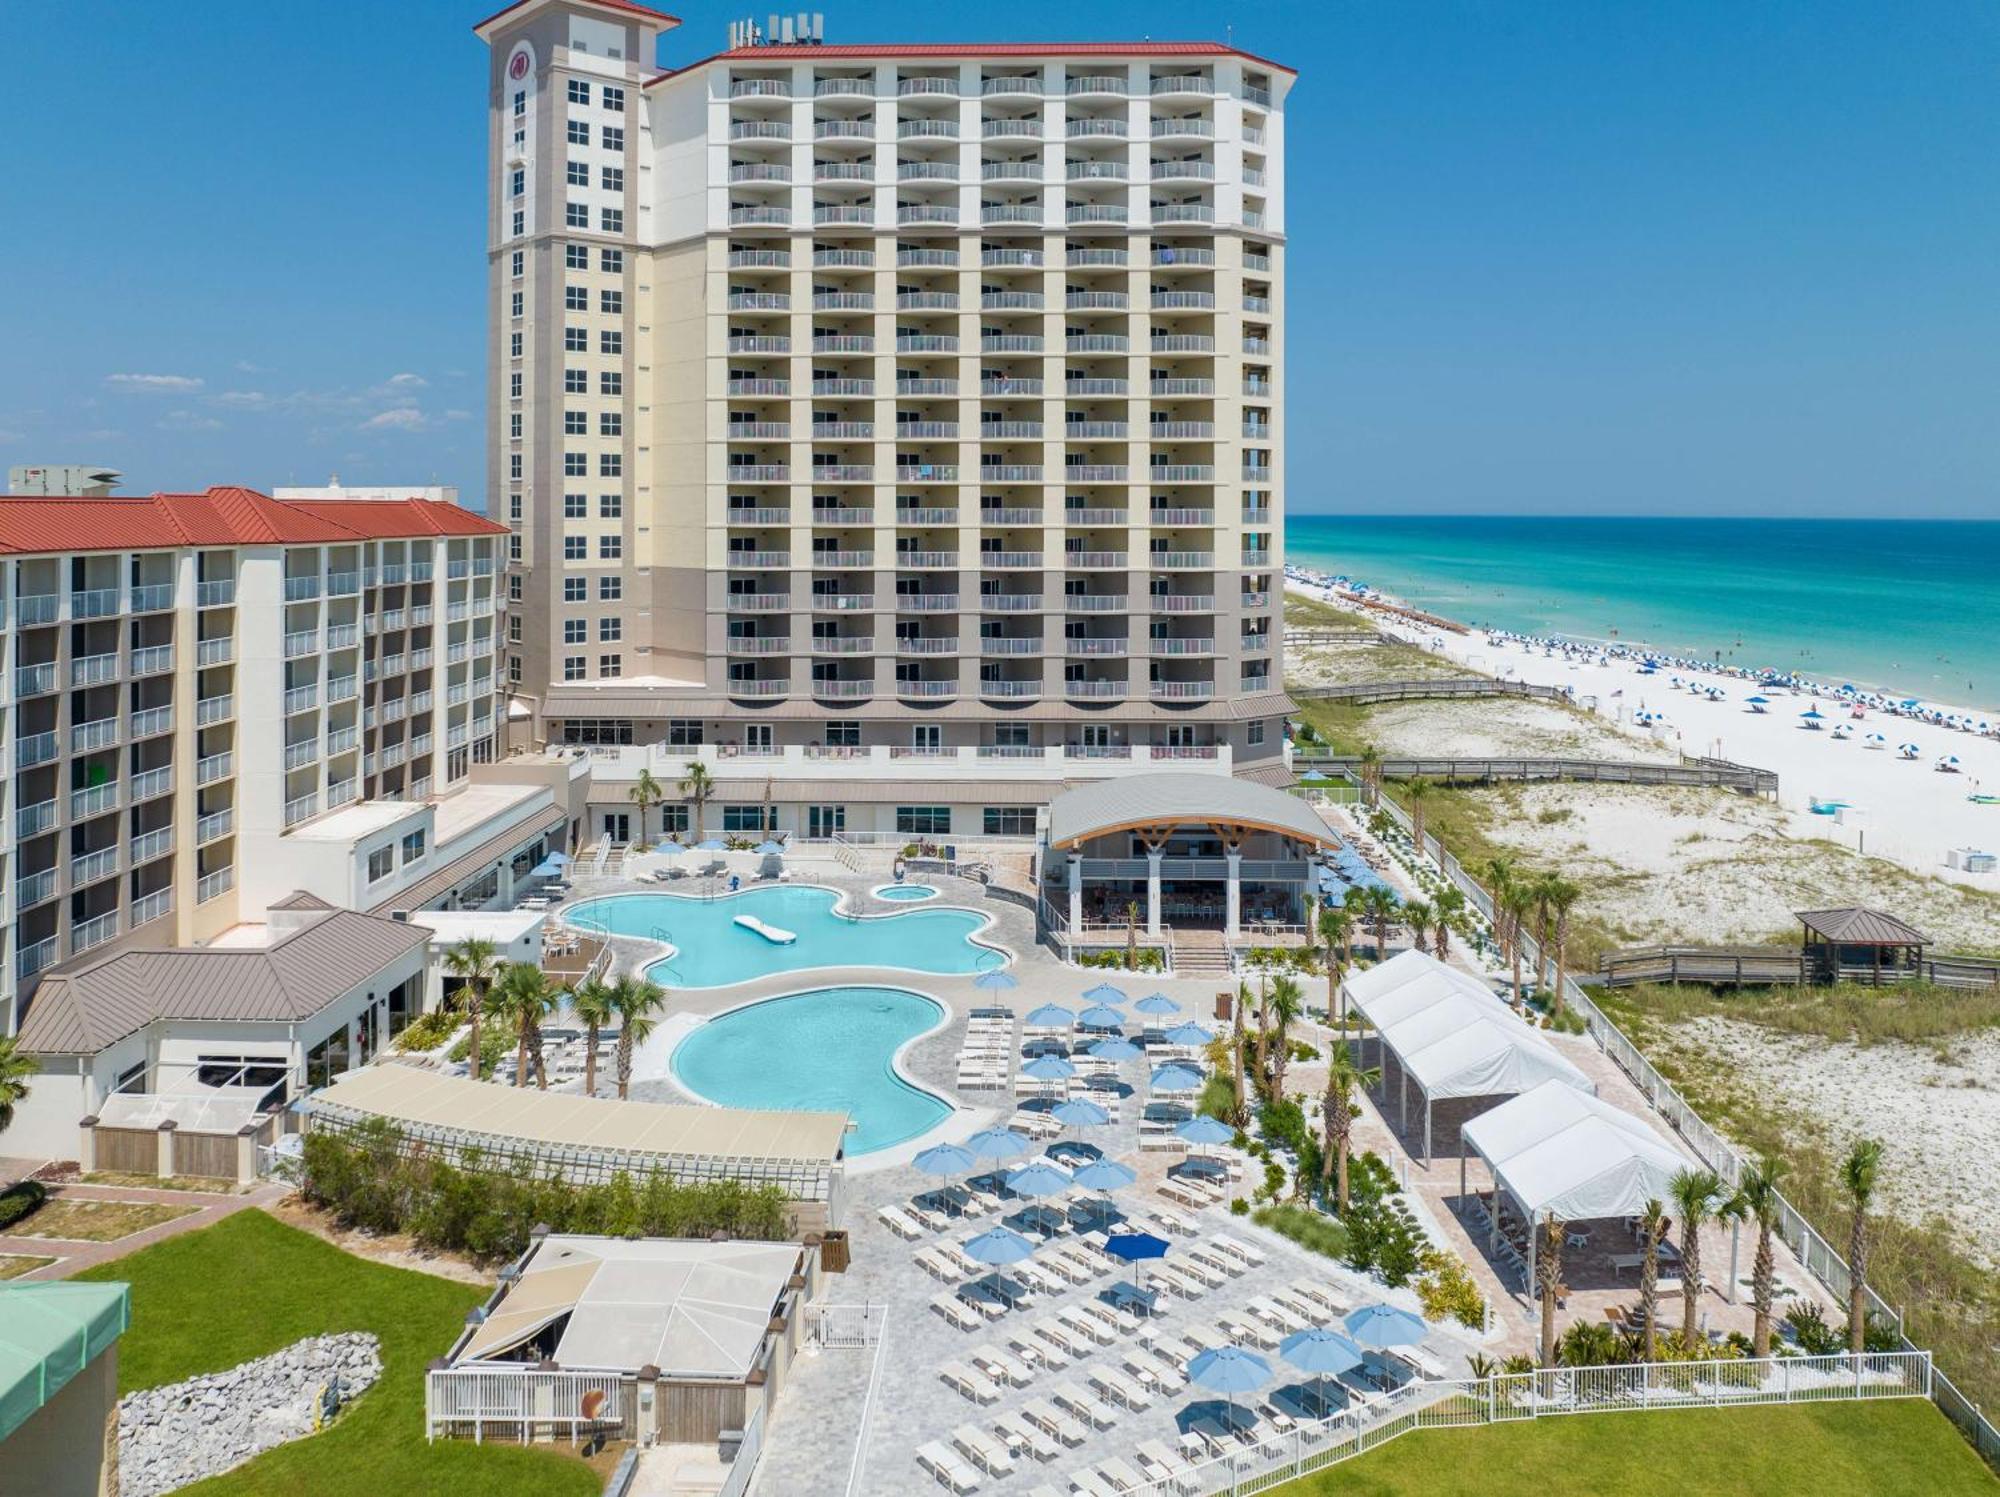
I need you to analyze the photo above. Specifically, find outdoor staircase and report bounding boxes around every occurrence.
[1172,939,1236,980]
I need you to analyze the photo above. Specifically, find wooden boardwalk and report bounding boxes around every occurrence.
[1597,945,2000,990]
[1291,676,1567,705]
[1292,753,1779,796]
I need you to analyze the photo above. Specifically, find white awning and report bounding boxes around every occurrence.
[1463,1078,1690,1224]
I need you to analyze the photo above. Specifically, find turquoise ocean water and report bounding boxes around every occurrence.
[1287,516,2000,707]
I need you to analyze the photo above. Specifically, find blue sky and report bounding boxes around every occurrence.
[2,1,1994,516]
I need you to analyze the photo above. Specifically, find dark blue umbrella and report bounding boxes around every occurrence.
[1105,1229,1169,1289]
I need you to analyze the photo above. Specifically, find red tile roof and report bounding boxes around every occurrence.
[473,0,679,37]
[653,39,1295,80]
[0,487,505,555]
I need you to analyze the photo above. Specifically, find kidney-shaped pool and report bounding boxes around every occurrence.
[670,985,952,1155]
[563,886,1001,989]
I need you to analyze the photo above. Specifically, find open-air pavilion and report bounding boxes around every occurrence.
[1041,773,1340,939]
[1339,951,1594,1163]
[1796,906,1928,984]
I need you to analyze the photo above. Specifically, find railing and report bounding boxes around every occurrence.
[1293,750,1779,796]
[197,866,235,903]
[130,767,173,803]
[131,888,173,927]
[717,1402,766,1497]
[72,909,120,955]
[425,1367,627,1444]
[196,808,234,844]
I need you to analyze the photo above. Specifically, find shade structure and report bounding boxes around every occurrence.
[1051,1098,1111,1129]
[1134,992,1182,1017]
[1071,1159,1136,1193]
[753,839,786,855]
[547,852,572,867]
[1279,1326,1365,1417]
[1021,1054,1078,1082]
[1187,1345,1272,1429]
[1024,1002,1075,1028]
[1344,1304,1427,1349]
[973,968,1019,991]
[0,1283,130,1443]
[963,1127,1032,1164]
[961,1225,1037,1299]
[913,1142,976,1176]
[1461,1078,1688,1229]
[1005,1161,1074,1199]
[1077,1005,1125,1030]
[695,837,728,851]
[530,857,566,878]
[1176,1115,1234,1147]
[1149,1063,1205,1093]
[1090,1037,1143,1062]
[1105,1230,1169,1287]
[1161,1021,1214,1047]
[1082,982,1128,1004]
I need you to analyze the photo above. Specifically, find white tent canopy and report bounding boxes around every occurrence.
[1339,952,1594,1160]
[1462,1078,1688,1226]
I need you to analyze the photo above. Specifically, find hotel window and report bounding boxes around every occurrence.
[565,203,588,228]
[599,576,622,600]
[400,829,427,863]
[563,453,586,476]
[1248,720,1266,746]
[509,413,522,438]
[603,85,625,111]
[566,243,588,269]
[564,655,586,680]
[509,574,524,601]
[564,411,587,435]
[600,330,622,355]
[598,535,622,560]
[896,806,952,836]
[598,653,622,677]
[565,285,587,310]
[566,161,588,188]
[513,90,526,117]
[563,326,585,351]
[564,537,586,560]
[509,534,522,561]
[600,248,624,273]
[568,80,590,104]
[508,656,523,684]
[509,495,522,521]
[366,846,395,883]
[600,207,624,234]
[598,493,622,518]
[825,720,860,747]
[666,719,703,747]
[511,210,524,237]
[600,289,623,315]
[510,168,525,197]
[599,617,621,642]
[564,369,586,393]
[568,119,589,145]
[510,332,523,357]
[563,493,587,518]
[564,620,586,644]
[510,372,523,398]
[600,371,623,396]
[722,805,769,833]
[598,454,622,478]
[508,615,522,642]
[509,454,523,479]
[984,806,1037,836]
[601,166,624,192]
[511,249,524,277]
[603,126,625,152]
[564,577,587,601]
[599,412,621,438]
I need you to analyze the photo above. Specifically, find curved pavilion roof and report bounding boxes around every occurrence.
[1045,772,1338,851]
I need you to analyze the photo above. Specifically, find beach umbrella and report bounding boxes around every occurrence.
[963,1127,1031,1166]
[530,856,565,878]
[547,852,572,867]
[1051,1097,1110,1129]
[1187,1346,1273,1433]
[1176,1115,1235,1148]
[695,836,728,851]
[1005,1161,1073,1198]
[973,967,1018,991]
[1345,1304,1428,1349]
[752,839,786,855]
[1746,695,1769,705]
[1105,1230,1170,1291]
[1078,1005,1125,1030]
[914,1142,976,1176]
[1149,1062,1205,1094]
[1071,1158,1136,1193]
[1161,1021,1214,1047]
[1021,1054,1077,1083]
[962,1225,1036,1299]
[1082,982,1128,1005]
[1799,709,1823,720]
[1023,1002,1074,1028]
[1279,1327,1366,1418]
[1090,1037,1143,1062]
[1134,993,1182,1017]
[1299,769,1330,785]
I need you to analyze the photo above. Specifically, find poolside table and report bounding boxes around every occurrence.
[1105,1280,1161,1317]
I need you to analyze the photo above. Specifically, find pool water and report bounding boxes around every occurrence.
[874,883,938,902]
[671,986,952,1154]
[564,887,998,989]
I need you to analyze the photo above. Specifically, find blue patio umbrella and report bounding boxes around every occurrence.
[1024,1002,1075,1027]
[1006,1161,1073,1198]
[1176,1115,1235,1147]
[1149,1062,1205,1093]
[753,839,786,855]
[1161,1021,1213,1047]
[1071,1158,1136,1193]
[1082,981,1128,1004]
[962,1225,1037,1299]
[963,1127,1031,1165]
[1051,1098,1110,1129]
[1077,1005,1125,1030]
[1299,769,1331,784]
[1105,1229,1170,1289]
[1279,1327,1365,1417]
[530,857,565,878]
[1344,1303,1428,1349]
[1089,1037,1143,1062]
[1799,709,1824,721]
[695,837,728,851]
[913,1142,976,1176]
[973,968,1019,991]
[546,851,572,866]
[1021,1054,1078,1082]
[1134,993,1182,1017]
[1187,1346,1273,1430]
[1745,695,1769,705]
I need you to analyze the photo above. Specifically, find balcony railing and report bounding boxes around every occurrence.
[17,936,59,980]
[283,792,319,828]
[71,846,119,887]
[131,827,174,864]
[197,807,235,845]
[17,868,56,910]
[72,909,120,955]
[15,729,57,769]
[130,582,174,612]
[17,797,57,839]
[70,782,120,820]
[197,865,235,903]
[16,593,59,625]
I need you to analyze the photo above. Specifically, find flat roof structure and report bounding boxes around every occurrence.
[1045,773,1337,851]
[457,1236,803,1379]
[0,1283,130,1442]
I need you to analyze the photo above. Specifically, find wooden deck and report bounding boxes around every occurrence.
[1290,676,1567,705]
[1291,753,1779,796]
[1596,945,2000,990]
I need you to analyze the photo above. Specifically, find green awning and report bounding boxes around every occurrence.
[0,1282,130,1440]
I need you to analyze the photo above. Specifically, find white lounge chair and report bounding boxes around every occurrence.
[1021,1397,1086,1448]
[931,1295,984,1333]
[952,1423,1016,1478]
[916,1441,982,1492]
[994,1410,1062,1464]
[939,1360,1001,1404]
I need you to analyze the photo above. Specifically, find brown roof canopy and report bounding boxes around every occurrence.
[1795,907,1928,947]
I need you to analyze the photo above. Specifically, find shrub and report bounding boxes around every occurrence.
[1257,1098,1308,1155]
[1290,1040,1321,1063]
[1342,1193,1426,1287]
[394,1011,457,1053]
[1229,1198,1250,1216]
[1783,1301,1845,1356]
[1415,1249,1487,1330]
[0,1180,49,1230]
[447,1023,513,1080]
[1254,1202,1350,1260]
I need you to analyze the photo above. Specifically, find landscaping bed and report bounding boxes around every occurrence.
[0,1253,57,1278]
[1,1196,199,1242]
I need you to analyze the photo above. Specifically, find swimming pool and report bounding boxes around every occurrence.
[873,883,938,902]
[671,986,952,1154]
[563,886,1001,989]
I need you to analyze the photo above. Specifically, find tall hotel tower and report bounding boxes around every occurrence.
[478,0,1293,796]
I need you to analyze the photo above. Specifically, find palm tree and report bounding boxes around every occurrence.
[1319,907,1353,1026]
[1253,974,1272,1094]
[1319,1045,1380,1211]
[1503,884,1536,1005]
[1229,986,1249,1126]
[1537,1217,1565,1368]
[1357,743,1382,806]
[1539,875,1583,1015]
[1431,887,1466,962]
[0,1035,35,1138]
[1669,1166,1727,1346]
[627,768,665,848]
[1359,885,1398,959]
[1637,1198,1668,1363]
[1124,900,1139,971]
[677,761,714,840]
[443,936,502,1083]
[1841,1138,1884,1353]
[491,963,563,1089]
[1403,776,1434,857]
[1268,976,1303,1098]
[610,975,670,1101]
[1484,855,1518,962]
[1733,1156,1788,1357]
[1401,900,1433,957]
[569,977,616,1098]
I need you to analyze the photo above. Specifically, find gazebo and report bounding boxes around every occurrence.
[1796,907,1927,985]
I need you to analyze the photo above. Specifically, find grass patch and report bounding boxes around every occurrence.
[78,1171,246,1194]
[1269,1398,1996,1495]
[1284,594,1379,632]
[0,1253,56,1278]
[2,1197,199,1242]
[1253,1203,1349,1260]
[1597,979,2000,1048]
[76,1209,595,1497]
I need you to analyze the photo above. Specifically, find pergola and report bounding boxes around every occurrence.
[1043,772,1340,938]
[1796,906,1928,984]
[1340,952,1595,1163]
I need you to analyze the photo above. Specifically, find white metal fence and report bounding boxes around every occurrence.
[424,1366,626,1444]
[717,1402,766,1497]
[844,1310,893,1497]
[805,1300,886,1348]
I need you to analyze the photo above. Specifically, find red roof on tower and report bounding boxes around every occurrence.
[0,487,506,555]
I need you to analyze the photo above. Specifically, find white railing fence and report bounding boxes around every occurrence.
[805,1300,886,1348]
[844,1309,893,1497]
[1352,772,2000,1468]
[717,1402,766,1497]
[424,1366,626,1444]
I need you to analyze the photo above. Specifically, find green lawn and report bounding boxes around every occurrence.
[1278,1399,1996,1496]
[77,1209,596,1497]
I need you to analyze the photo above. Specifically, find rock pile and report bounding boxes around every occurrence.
[117,1333,382,1497]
